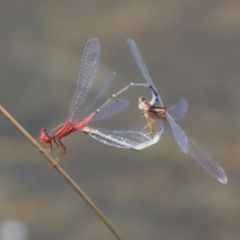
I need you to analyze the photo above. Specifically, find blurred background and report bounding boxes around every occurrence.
[0,0,240,239]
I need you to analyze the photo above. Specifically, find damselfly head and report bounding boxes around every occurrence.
[39,128,52,143]
[138,96,150,110]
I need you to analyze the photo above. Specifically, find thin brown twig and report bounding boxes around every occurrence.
[0,105,122,240]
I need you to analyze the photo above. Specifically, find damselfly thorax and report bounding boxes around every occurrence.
[138,96,167,133]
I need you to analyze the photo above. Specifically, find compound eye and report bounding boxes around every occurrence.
[142,97,148,103]
[139,96,147,102]
[39,128,52,143]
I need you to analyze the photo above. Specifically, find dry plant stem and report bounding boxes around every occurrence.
[0,105,122,240]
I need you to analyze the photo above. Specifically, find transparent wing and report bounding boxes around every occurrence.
[84,124,165,150]
[127,38,163,107]
[188,139,227,184]
[90,99,129,121]
[74,72,116,123]
[167,98,188,122]
[85,127,153,149]
[168,114,188,153]
[68,38,100,122]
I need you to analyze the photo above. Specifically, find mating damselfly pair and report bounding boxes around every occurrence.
[39,38,227,184]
